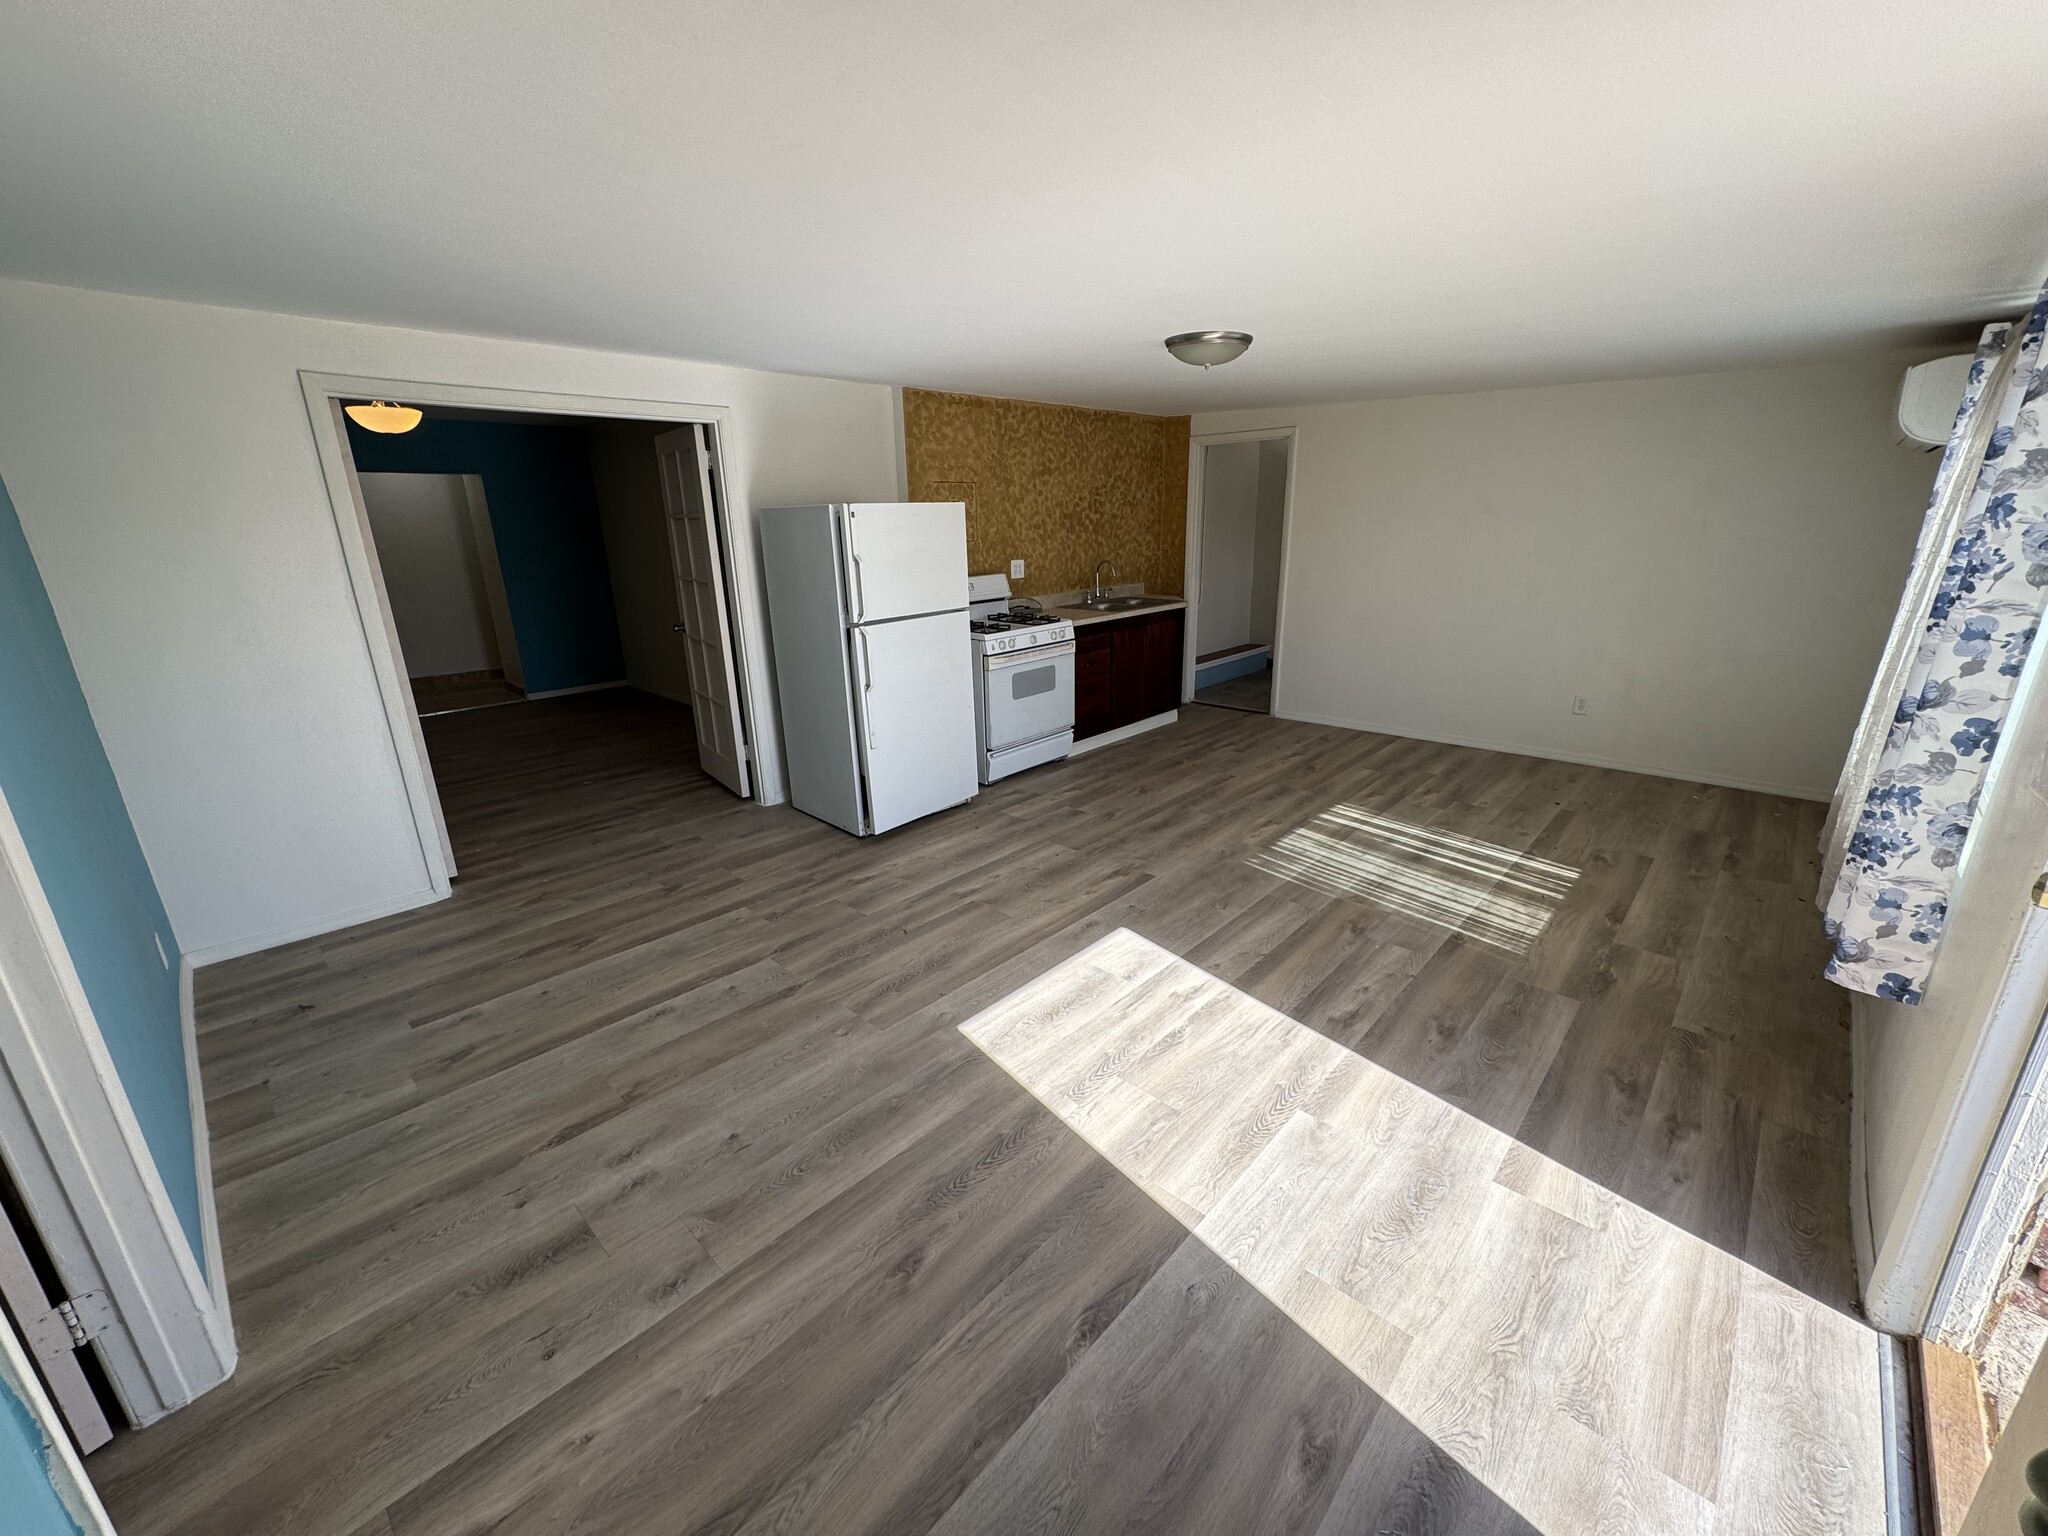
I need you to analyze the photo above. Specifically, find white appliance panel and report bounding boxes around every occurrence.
[758,506,865,835]
[842,503,968,623]
[983,644,1075,752]
[852,610,978,833]
[986,730,1074,781]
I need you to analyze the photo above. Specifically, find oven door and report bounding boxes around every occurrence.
[983,641,1075,752]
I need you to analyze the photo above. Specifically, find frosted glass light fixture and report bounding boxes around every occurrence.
[1164,331,1252,368]
[344,399,424,434]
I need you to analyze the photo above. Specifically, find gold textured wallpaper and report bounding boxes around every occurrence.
[902,389,1190,598]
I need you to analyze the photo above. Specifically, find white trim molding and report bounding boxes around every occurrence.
[1069,710,1179,755]
[1278,708,1831,803]
[181,958,231,1327]
[180,884,443,969]
[297,371,770,938]
[1183,426,1299,714]
[0,782,233,1425]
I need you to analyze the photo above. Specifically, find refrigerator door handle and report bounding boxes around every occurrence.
[846,511,868,622]
[857,627,877,752]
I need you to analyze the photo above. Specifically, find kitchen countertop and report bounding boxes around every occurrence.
[1033,587,1188,628]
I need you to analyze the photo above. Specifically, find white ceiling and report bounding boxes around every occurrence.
[3,2,2045,412]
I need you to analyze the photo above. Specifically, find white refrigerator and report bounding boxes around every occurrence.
[759,503,979,835]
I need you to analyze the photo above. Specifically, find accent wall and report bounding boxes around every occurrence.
[902,389,1190,597]
[0,471,201,1268]
[346,418,624,694]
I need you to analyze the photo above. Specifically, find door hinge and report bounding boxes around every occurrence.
[22,1291,114,1362]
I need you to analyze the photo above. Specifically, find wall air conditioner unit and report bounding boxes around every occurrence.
[1897,354,1976,450]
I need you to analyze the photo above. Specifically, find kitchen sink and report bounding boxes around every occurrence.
[1068,594,1173,612]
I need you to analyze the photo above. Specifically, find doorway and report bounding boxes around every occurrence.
[310,382,758,886]
[1187,434,1290,715]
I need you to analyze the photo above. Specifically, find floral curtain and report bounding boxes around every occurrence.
[1823,283,2048,1002]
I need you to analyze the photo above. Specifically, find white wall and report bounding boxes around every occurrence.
[0,278,899,958]
[1196,440,1261,657]
[1195,355,1944,798]
[589,422,692,706]
[358,472,500,679]
[1248,439,1288,650]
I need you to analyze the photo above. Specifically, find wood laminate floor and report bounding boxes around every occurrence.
[410,670,528,715]
[1195,663,1273,713]
[91,690,1873,1535]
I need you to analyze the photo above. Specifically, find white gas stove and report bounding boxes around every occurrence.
[967,574,1076,782]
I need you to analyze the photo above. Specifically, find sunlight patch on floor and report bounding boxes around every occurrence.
[1249,805,1578,953]
[959,929,1882,1536]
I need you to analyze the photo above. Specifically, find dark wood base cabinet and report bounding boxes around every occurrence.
[1074,608,1184,741]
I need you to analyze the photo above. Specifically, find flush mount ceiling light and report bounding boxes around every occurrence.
[1164,330,1253,369]
[343,399,424,434]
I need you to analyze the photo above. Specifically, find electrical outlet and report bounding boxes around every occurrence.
[1010,559,1026,580]
[1571,695,1589,716]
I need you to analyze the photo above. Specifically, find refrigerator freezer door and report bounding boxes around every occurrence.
[851,610,979,833]
[841,503,968,623]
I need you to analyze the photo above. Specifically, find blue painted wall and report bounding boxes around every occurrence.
[0,1363,86,1536]
[0,475,202,1270]
[346,419,624,693]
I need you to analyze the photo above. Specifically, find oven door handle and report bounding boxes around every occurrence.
[984,640,1075,668]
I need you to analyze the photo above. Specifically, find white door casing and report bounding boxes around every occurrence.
[655,425,751,799]
[0,781,234,1426]
[1183,426,1300,711]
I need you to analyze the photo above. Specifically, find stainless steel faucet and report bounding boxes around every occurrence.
[1092,559,1118,600]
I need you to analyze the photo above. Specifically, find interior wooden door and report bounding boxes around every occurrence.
[654,425,750,798]
[0,1182,109,1451]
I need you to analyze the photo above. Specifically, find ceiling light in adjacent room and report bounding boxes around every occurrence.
[344,399,424,434]
[1164,331,1253,368]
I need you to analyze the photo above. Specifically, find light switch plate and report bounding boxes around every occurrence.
[1010,559,1026,579]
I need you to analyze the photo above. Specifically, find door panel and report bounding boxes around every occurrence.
[1111,622,1147,726]
[0,1189,109,1451]
[842,503,968,622]
[1143,612,1184,717]
[851,611,978,833]
[655,426,750,798]
[1075,630,1114,739]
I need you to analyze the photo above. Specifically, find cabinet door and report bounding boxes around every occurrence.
[1075,630,1114,739]
[1142,611,1184,717]
[1111,622,1148,728]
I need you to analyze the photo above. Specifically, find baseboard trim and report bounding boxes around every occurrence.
[1195,648,1272,689]
[179,959,232,1342]
[1071,711,1179,755]
[1275,708,1829,802]
[183,884,446,968]
[524,679,630,700]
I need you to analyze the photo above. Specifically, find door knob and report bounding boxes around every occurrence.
[672,623,687,634]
